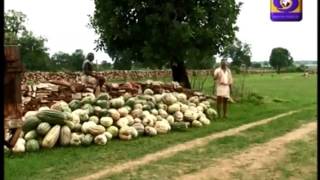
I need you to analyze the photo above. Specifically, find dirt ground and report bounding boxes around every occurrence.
[177,122,317,180]
[75,110,301,180]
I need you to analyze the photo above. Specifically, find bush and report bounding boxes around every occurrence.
[230,66,241,74]
[296,65,307,72]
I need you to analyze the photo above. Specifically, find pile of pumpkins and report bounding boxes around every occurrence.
[7,88,217,153]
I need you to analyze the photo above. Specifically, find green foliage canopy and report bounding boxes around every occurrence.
[269,47,293,73]
[90,0,241,69]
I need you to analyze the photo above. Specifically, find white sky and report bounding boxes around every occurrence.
[4,0,318,63]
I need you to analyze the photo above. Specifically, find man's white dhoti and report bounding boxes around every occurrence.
[214,67,233,99]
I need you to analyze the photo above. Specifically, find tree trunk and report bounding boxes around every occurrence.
[277,67,280,74]
[170,59,191,89]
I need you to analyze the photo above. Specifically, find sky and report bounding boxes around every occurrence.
[4,0,318,63]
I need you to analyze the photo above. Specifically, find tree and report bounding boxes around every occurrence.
[4,9,27,43]
[251,62,262,68]
[100,60,113,70]
[221,38,251,68]
[90,0,241,88]
[5,10,55,71]
[51,49,85,71]
[18,31,52,71]
[113,57,132,70]
[269,47,293,73]
[68,49,85,71]
[186,55,216,69]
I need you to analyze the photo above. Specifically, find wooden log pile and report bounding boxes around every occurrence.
[21,78,216,114]
[22,70,216,85]
[21,79,101,114]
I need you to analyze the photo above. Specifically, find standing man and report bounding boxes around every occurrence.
[213,58,233,119]
[82,52,105,96]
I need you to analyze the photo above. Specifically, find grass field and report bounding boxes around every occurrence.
[4,73,317,180]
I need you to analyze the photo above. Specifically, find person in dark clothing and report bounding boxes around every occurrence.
[81,52,105,95]
[83,53,94,76]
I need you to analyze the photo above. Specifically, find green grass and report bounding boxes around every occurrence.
[4,73,317,180]
[270,132,317,180]
[106,108,317,180]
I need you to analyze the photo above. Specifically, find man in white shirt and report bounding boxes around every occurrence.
[213,59,233,119]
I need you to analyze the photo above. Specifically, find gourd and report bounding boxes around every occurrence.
[188,96,200,105]
[206,108,218,118]
[166,115,175,124]
[108,109,121,121]
[70,133,82,146]
[157,103,167,111]
[69,100,82,111]
[144,88,154,95]
[64,119,75,130]
[51,101,70,112]
[107,126,119,137]
[184,110,195,122]
[89,116,99,124]
[22,115,41,132]
[154,94,163,103]
[96,93,110,101]
[37,110,66,125]
[174,111,184,122]
[158,109,168,118]
[180,104,189,113]
[81,134,93,146]
[131,109,143,118]
[42,125,61,148]
[24,111,38,119]
[12,138,26,153]
[199,116,210,125]
[36,122,51,136]
[59,126,71,146]
[118,107,129,117]
[24,130,38,141]
[133,103,143,110]
[176,93,187,103]
[95,100,109,109]
[100,117,113,127]
[171,122,189,131]
[73,123,82,132]
[38,106,50,112]
[126,115,135,125]
[150,109,159,116]
[132,123,145,135]
[168,103,181,114]
[119,126,132,140]
[94,134,107,145]
[154,121,170,134]
[87,125,105,136]
[81,121,97,133]
[26,139,40,152]
[93,106,103,117]
[162,93,177,105]
[82,104,94,115]
[116,117,129,128]
[104,132,113,140]
[145,126,157,136]
[134,118,142,123]
[191,120,203,127]
[110,97,125,108]
[81,95,95,105]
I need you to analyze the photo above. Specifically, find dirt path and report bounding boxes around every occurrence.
[74,109,304,180]
[178,121,317,180]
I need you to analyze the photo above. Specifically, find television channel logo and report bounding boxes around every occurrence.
[271,0,302,21]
